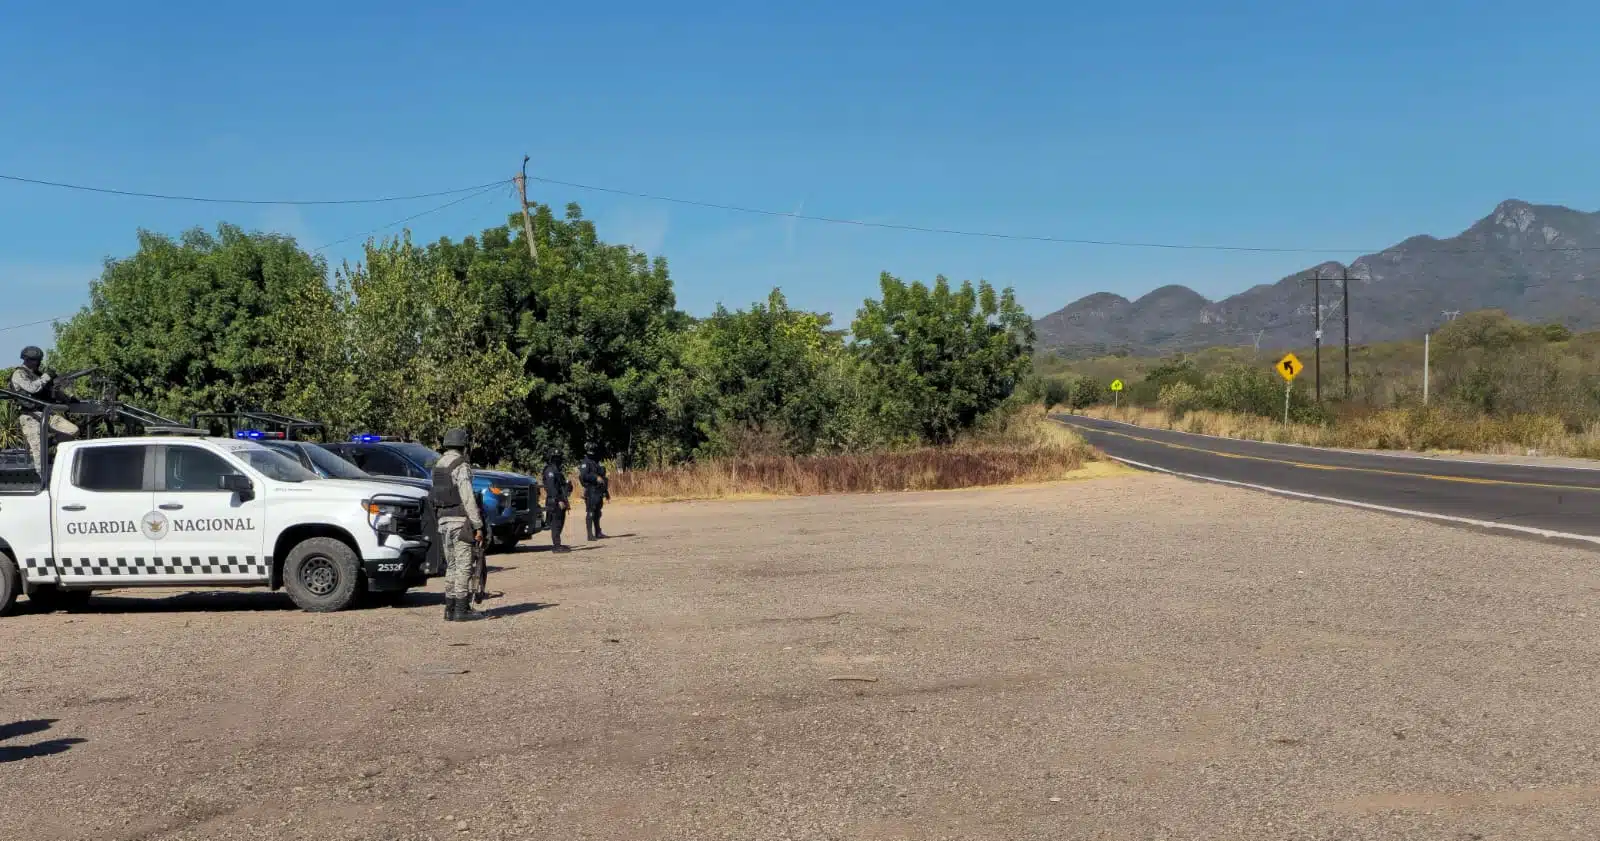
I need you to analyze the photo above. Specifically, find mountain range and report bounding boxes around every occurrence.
[1033,200,1600,357]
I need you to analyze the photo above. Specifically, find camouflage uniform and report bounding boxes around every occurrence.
[431,448,483,602]
[9,365,78,473]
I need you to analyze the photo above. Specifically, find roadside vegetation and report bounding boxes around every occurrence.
[31,208,1098,497]
[612,406,1097,500]
[1044,310,1600,457]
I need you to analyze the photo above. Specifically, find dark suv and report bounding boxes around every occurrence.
[320,437,540,551]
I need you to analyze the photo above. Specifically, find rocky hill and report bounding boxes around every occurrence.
[1034,200,1600,357]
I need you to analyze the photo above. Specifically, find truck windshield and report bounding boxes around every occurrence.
[300,444,373,481]
[235,448,319,483]
[391,443,443,471]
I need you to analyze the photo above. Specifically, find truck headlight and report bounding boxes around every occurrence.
[363,500,403,534]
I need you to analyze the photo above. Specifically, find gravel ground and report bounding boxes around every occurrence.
[4,473,1600,840]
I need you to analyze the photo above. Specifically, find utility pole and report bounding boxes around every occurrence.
[1342,266,1351,399]
[1313,271,1322,403]
[513,155,539,266]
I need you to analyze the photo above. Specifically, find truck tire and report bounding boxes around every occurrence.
[26,584,92,613]
[0,553,18,617]
[282,538,362,613]
[492,530,520,552]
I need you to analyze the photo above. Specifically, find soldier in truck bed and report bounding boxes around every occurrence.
[9,346,78,473]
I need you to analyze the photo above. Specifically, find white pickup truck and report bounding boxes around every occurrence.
[0,433,437,615]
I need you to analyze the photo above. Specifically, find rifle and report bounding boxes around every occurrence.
[472,530,489,604]
[43,367,101,403]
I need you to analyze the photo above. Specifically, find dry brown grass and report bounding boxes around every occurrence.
[1077,404,1600,458]
[612,408,1099,501]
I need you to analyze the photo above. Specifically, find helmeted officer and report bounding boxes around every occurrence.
[9,346,79,473]
[432,428,485,621]
[577,442,610,541]
[542,448,572,553]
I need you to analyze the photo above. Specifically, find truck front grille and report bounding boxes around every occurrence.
[393,500,428,540]
[512,486,532,512]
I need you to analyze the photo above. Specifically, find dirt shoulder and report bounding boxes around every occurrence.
[5,473,1600,840]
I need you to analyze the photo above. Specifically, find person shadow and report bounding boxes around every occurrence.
[0,719,85,763]
[480,601,558,619]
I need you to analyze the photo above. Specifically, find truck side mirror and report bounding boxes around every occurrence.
[219,473,255,497]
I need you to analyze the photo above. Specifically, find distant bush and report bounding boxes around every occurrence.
[1126,355,1203,405]
[1040,376,1073,409]
[1157,381,1204,416]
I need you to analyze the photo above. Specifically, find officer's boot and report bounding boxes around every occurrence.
[552,526,571,554]
[593,510,605,539]
[454,595,485,621]
[444,596,458,622]
[584,514,594,542]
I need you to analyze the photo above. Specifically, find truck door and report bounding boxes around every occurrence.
[150,444,269,582]
[52,442,158,584]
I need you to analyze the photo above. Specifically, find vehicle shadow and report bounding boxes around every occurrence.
[0,719,85,764]
[46,591,300,614]
[50,589,451,614]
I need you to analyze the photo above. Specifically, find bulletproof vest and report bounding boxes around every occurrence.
[430,452,467,519]
[579,458,598,486]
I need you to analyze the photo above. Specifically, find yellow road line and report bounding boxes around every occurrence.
[1066,422,1600,493]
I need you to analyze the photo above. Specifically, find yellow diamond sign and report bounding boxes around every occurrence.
[1109,379,1124,392]
[1276,353,1303,382]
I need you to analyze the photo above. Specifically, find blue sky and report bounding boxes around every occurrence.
[3,0,1598,352]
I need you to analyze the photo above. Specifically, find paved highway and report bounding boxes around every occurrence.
[1056,413,1600,544]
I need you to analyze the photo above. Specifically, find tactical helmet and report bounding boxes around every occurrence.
[584,442,598,456]
[442,428,470,450]
[20,346,43,362]
[546,448,563,463]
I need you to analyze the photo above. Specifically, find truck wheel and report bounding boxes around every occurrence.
[282,538,361,613]
[492,532,520,552]
[0,554,18,617]
[27,585,91,613]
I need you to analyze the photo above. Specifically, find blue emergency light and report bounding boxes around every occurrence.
[235,429,285,440]
[352,433,384,443]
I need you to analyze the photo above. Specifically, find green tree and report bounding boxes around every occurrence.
[850,273,1034,444]
[332,236,534,455]
[676,289,855,456]
[427,205,686,468]
[52,224,342,422]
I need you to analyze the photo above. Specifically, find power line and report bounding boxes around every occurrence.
[525,174,1355,254]
[0,173,507,206]
[0,181,513,335]
[528,172,1600,255]
[311,181,509,252]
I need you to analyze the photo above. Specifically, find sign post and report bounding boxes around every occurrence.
[1275,353,1303,424]
[1109,379,1124,408]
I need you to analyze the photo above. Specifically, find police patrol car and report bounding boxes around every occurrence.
[0,430,436,615]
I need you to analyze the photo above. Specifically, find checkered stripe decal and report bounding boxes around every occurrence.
[22,556,270,578]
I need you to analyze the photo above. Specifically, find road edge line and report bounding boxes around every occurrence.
[1103,454,1600,548]
[1059,413,1600,474]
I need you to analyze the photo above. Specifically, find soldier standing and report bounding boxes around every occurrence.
[542,448,572,553]
[9,346,79,474]
[431,428,485,622]
[578,442,610,541]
